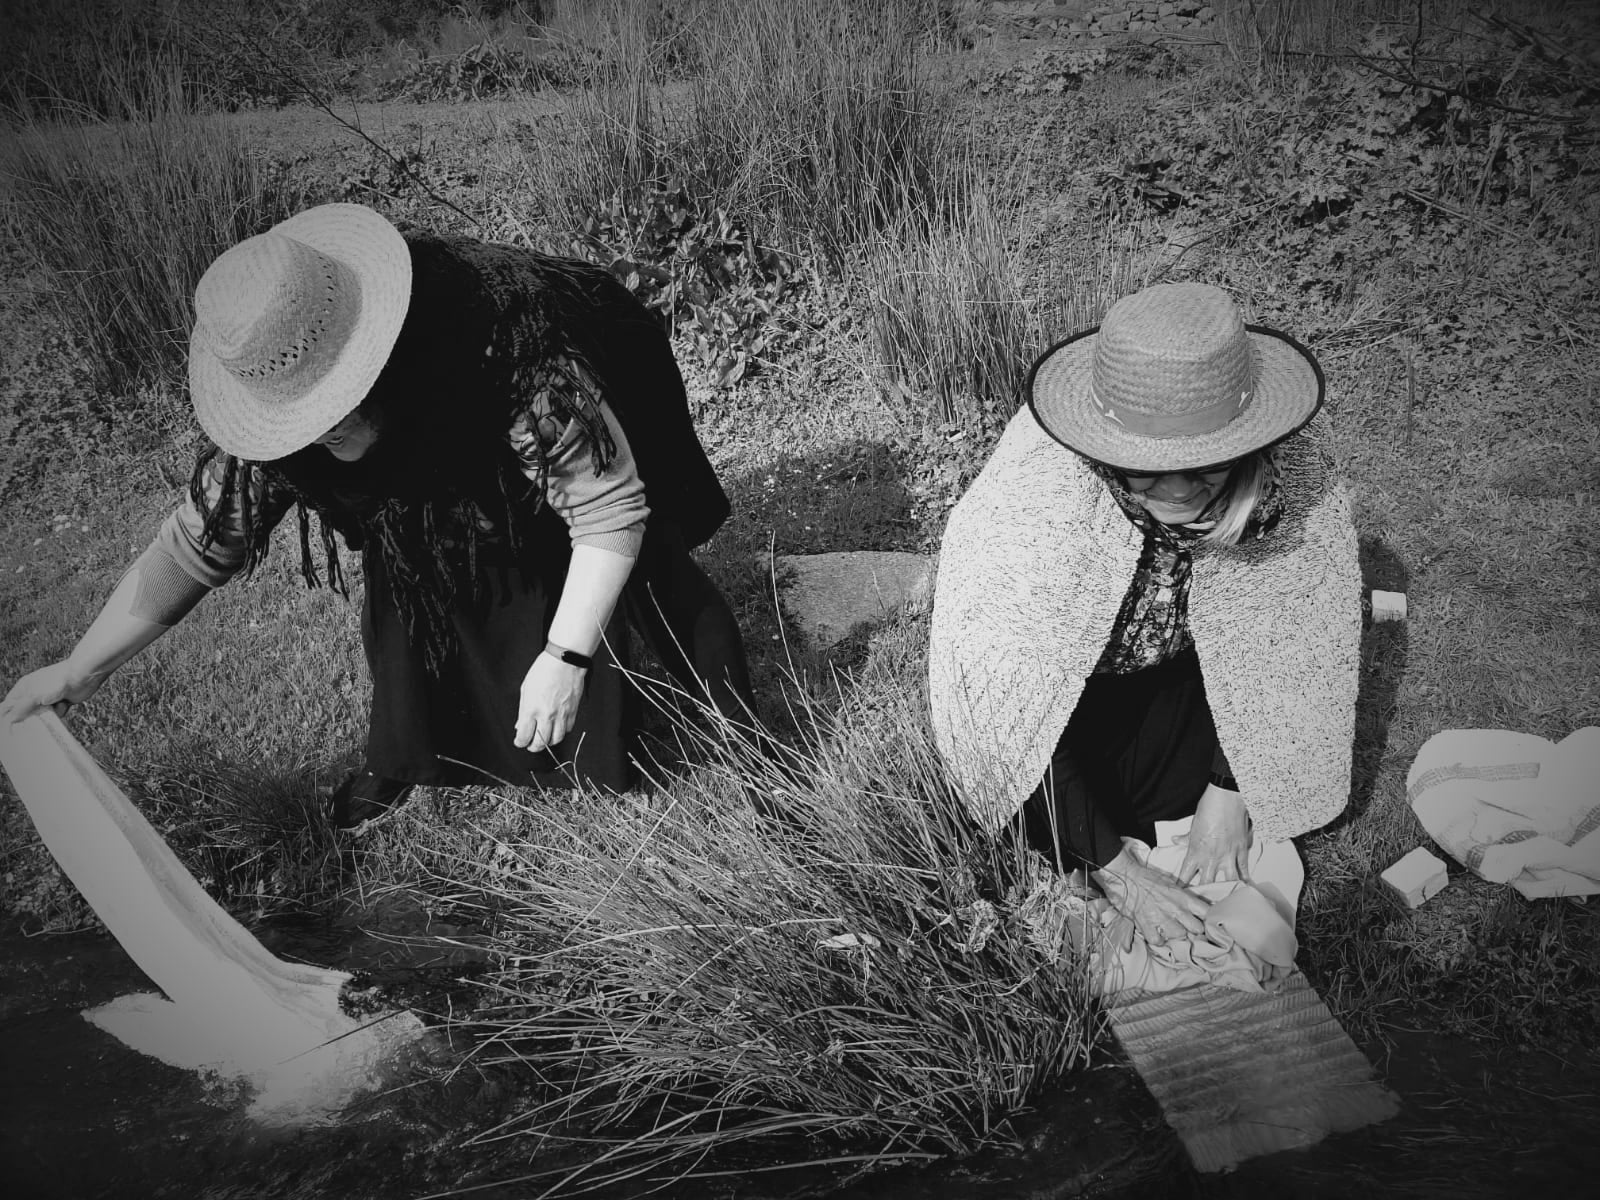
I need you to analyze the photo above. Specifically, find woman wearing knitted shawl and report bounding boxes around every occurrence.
[929,283,1361,948]
[1,205,755,829]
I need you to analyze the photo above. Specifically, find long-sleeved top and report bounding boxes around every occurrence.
[128,391,647,624]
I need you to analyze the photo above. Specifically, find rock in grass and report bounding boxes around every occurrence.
[774,551,935,650]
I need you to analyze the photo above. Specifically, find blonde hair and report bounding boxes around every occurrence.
[1202,451,1269,546]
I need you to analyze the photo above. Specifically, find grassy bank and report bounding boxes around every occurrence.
[3,0,1599,1191]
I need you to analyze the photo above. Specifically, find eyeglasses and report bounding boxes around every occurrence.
[1117,457,1243,485]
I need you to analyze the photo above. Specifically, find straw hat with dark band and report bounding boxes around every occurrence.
[189,204,413,462]
[1027,282,1324,474]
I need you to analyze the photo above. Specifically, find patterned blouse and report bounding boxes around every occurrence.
[1091,449,1286,675]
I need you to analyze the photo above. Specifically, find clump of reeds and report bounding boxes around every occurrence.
[860,179,1051,433]
[1,50,311,397]
[520,0,950,263]
[673,0,950,262]
[389,614,1094,1193]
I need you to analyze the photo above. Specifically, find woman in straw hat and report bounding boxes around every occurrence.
[928,283,1361,948]
[1,204,755,828]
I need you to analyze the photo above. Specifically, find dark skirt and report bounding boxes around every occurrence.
[359,525,636,794]
[1023,647,1224,871]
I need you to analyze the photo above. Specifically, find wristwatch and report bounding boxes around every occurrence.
[542,641,594,670]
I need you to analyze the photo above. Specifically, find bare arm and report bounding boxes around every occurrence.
[1,561,178,723]
[513,543,635,752]
[2,452,282,725]
[509,386,647,754]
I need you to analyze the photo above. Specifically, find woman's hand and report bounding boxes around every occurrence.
[1177,783,1252,886]
[514,652,588,753]
[1093,844,1210,950]
[0,661,106,725]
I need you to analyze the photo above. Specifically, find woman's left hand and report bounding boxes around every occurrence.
[515,653,588,753]
[1177,783,1252,885]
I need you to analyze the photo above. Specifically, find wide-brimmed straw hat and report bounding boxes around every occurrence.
[188,204,412,462]
[1027,282,1323,474]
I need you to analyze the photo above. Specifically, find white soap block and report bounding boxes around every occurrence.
[1381,846,1448,908]
[1371,589,1408,623]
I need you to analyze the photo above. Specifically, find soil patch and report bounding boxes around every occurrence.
[6,916,1599,1199]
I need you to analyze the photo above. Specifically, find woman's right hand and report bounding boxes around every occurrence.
[1092,844,1210,951]
[0,662,103,725]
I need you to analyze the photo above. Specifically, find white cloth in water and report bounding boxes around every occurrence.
[1053,820,1305,1002]
[1407,726,1600,899]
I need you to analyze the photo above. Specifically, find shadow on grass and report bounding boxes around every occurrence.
[1347,534,1410,823]
[665,437,921,730]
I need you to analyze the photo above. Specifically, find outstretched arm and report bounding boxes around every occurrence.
[1,452,281,725]
[1,554,189,722]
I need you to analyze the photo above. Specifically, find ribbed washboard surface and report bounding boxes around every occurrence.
[1106,969,1399,1172]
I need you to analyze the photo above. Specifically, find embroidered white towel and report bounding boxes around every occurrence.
[1407,726,1600,899]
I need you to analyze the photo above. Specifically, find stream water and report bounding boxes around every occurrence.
[3,920,1598,1200]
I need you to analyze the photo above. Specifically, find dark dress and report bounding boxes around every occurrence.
[191,235,751,794]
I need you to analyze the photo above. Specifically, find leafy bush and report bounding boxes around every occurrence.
[566,184,805,387]
[373,40,572,101]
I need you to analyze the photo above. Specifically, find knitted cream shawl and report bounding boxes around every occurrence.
[928,409,1361,843]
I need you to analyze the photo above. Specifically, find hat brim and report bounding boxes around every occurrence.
[188,204,413,462]
[1027,324,1324,473]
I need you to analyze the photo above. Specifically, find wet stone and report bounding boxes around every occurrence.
[774,551,935,650]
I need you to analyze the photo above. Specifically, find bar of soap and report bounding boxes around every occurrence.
[1371,589,1407,623]
[1381,846,1448,908]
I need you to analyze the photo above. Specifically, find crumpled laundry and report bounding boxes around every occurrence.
[1019,821,1306,1002]
[1407,726,1600,899]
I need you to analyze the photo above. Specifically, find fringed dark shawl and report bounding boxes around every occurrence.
[188,234,680,671]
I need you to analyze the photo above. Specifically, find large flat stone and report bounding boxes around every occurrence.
[774,551,935,649]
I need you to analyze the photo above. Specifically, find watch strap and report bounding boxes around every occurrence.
[543,641,594,670]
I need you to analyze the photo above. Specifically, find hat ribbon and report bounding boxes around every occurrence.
[1090,383,1253,438]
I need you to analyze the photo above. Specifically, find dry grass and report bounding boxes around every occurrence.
[352,617,1094,1190]
[1,53,312,397]
[516,0,952,263]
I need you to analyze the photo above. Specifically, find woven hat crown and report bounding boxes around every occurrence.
[193,233,361,404]
[188,203,411,462]
[1026,280,1323,473]
[1090,283,1255,438]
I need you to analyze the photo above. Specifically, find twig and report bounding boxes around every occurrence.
[1403,342,1417,450]
[1398,188,1517,241]
[1473,121,1505,209]
[1352,52,1576,123]
[193,20,487,234]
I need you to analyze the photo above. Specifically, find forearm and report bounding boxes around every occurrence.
[547,545,635,656]
[67,561,178,687]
